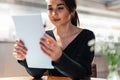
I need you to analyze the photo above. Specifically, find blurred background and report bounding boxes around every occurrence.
[0,0,120,78]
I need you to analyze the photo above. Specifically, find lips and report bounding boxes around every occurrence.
[53,19,61,22]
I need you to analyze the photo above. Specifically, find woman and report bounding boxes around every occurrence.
[13,0,95,79]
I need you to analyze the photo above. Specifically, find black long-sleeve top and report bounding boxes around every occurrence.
[18,29,95,80]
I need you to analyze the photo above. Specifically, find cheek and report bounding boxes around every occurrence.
[48,13,52,21]
[62,13,71,21]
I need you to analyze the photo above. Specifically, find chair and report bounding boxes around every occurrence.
[91,63,97,77]
[83,63,97,80]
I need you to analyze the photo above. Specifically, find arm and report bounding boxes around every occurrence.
[18,59,46,79]
[52,31,95,79]
[13,40,47,79]
[52,53,88,78]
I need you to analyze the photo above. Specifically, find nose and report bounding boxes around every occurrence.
[51,10,57,16]
[52,12,56,16]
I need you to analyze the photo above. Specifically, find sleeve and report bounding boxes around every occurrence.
[18,60,46,79]
[52,31,95,79]
[52,53,87,79]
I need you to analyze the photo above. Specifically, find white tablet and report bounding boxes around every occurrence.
[12,14,53,69]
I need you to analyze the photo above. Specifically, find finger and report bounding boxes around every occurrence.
[14,40,27,51]
[16,39,25,48]
[44,34,56,43]
[41,46,51,57]
[13,47,27,56]
[16,39,25,45]
[14,44,27,54]
[13,47,26,57]
[15,54,25,60]
[40,38,54,51]
[16,48,27,56]
[13,51,25,60]
[40,42,52,57]
[13,46,27,58]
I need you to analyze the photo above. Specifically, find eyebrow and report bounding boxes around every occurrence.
[57,3,64,6]
[48,3,64,7]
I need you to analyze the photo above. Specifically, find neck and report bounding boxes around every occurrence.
[53,23,74,37]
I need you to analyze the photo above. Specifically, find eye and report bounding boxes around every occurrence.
[57,7,64,10]
[48,8,53,11]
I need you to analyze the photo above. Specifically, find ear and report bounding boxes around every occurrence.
[71,11,75,18]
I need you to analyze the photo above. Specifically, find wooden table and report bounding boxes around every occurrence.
[0,76,106,80]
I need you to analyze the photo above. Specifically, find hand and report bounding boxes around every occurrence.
[40,34,62,61]
[13,40,27,61]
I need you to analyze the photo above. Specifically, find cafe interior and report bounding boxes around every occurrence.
[0,0,120,80]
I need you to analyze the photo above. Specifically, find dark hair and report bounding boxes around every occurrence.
[62,0,80,26]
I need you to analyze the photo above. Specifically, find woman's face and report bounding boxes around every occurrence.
[47,0,72,26]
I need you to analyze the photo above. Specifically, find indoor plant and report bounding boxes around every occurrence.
[95,36,120,80]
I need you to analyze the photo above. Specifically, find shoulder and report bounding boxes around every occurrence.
[83,29,94,34]
[79,29,95,43]
[82,29,95,39]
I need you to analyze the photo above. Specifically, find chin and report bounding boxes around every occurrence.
[52,22,60,26]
